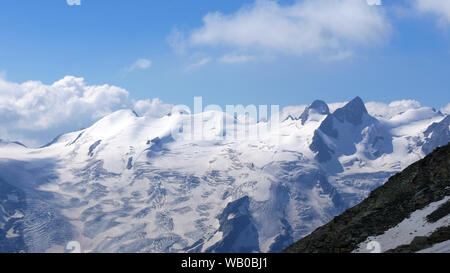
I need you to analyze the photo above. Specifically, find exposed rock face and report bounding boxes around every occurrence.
[310,97,392,172]
[387,226,450,253]
[310,97,370,165]
[206,196,260,253]
[426,200,450,223]
[0,177,27,252]
[299,100,330,125]
[333,96,368,126]
[283,143,450,253]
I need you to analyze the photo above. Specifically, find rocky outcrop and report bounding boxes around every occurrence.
[283,143,450,253]
[387,226,450,253]
[309,97,392,172]
[299,100,330,125]
[206,196,260,253]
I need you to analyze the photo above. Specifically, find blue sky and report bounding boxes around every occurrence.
[0,0,450,110]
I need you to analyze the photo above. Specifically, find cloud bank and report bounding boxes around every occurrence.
[186,58,212,71]
[186,0,390,59]
[366,100,422,119]
[442,103,450,115]
[0,76,171,146]
[414,0,450,25]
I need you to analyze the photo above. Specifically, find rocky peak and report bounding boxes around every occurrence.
[333,96,368,125]
[299,100,330,125]
[309,97,379,165]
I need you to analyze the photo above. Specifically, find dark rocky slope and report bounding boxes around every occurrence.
[283,142,450,253]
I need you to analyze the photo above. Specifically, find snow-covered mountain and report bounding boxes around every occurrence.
[0,97,448,253]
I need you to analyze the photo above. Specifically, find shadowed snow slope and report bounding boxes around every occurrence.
[0,97,448,253]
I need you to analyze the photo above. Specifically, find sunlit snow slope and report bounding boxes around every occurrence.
[0,97,448,253]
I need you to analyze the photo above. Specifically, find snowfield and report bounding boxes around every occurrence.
[0,98,448,253]
[354,196,450,253]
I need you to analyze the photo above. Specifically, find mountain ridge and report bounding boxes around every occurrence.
[283,143,450,253]
[0,97,448,253]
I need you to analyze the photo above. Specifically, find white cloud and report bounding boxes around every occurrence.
[219,53,256,64]
[366,0,382,6]
[167,27,188,56]
[281,101,349,120]
[67,0,81,6]
[0,76,171,146]
[328,102,348,113]
[366,100,422,119]
[281,105,307,120]
[133,98,173,118]
[442,103,450,115]
[414,0,450,25]
[321,50,355,62]
[186,58,212,71]
[187,0,390,57]
[0,70,6,80]
[128,58,152,71]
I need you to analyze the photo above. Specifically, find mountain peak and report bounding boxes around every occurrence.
[309,97,388,167]
[299,100,330,125]
[345,96,367,113]
[334,96,368,125]
[309,100,330,113]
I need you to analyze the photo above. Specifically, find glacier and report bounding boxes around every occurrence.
[0,97,448,253]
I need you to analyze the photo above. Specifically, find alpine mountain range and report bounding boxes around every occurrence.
[0,96,449,253]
